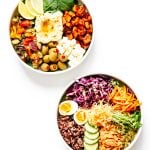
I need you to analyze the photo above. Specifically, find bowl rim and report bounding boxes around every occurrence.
[9,0,95,75]
[56,73,143,150]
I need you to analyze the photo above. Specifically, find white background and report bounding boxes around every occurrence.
[0,0,149,149]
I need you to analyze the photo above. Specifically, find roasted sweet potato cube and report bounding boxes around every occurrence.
[72,5,79,12]
[82,34,92,45]
[81,43,89,49]
[71,18,76,26]
[66,22,71,27]
[74,17,80,25]
[87,15,92,22]
[66,33,73,40]
[62,17,66,25]
[63,11,69,16]
[73,31,78,38]
[78,26,86,36]
[68,11,75,17]
[85,21,90,29]
[83,13,92,22]
[76,5,86,16]
[79,19,85,26]
[71,17,80,26]
[72,27,78,38]
[65,15,72,22]
[87,24,93,33]
[78,40,89,49]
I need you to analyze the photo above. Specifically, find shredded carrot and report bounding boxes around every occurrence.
[109,85,140,112]
[99,124,124,150]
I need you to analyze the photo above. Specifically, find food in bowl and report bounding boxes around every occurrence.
[57,74,142,150]
[10,0,93,72]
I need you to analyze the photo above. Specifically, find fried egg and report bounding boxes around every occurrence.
[59,100,78,116]
[35,11,63,44]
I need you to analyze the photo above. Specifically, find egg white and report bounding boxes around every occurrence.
[59,100,78,116]
[74,109,88,125]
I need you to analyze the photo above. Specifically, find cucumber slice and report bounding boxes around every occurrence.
[85,123,98,134]
[84,142,98,150]
[84,136,99,145]
[84,131,99,140]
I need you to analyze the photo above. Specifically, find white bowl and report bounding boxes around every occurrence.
[56,73,143,150]
[9,0,94,75]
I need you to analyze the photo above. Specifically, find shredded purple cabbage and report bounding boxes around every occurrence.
[65,75,113,108]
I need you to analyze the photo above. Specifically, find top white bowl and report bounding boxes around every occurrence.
[9,0,94,75]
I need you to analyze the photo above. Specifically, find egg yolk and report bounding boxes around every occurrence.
[41,19,54,33]
[59,103,72,113]
[76,110,87,122]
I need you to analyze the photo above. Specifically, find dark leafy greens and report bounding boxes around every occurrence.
[44,0,75,12]
[112,79,124,87]
[112,111,141,131]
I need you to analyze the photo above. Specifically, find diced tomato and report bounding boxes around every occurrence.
[19,20,31,27]
[23,36,35,46]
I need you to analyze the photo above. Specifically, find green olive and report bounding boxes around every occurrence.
[59,54,68,62]
[57,61,67,70]
[50,64,58,71]
[37,52,43,58]
[43,55,50,63]
[49,50,58,62]
[49,48,58,54]
[48,41,58,48]
[30,53,38,60]
[40,63,49,72]
[32,62,39,69]
[42,45,49,55]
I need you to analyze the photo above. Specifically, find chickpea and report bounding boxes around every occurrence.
[42,45,49,55]
[57,61,67,70]
[43,55,50,63]
[48,41,58,48]
[40,63,49,72]
[59,54,68,62]
[50,64,58,71]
